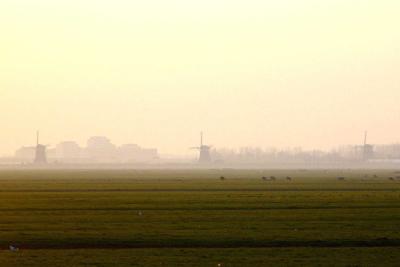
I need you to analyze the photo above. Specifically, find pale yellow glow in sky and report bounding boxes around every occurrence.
[0,0,399,155]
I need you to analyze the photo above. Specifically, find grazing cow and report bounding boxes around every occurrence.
[220,176,225,181]
[337,177,345,181]
[373,174,378,178]
[389,177,395,181]
[286,176,292,181]
[262,176,267,181]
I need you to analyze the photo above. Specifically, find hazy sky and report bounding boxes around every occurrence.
[1,0,399,156]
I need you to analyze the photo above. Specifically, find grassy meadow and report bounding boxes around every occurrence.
[1,169,400,266]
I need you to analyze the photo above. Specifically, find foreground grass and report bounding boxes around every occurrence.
[3,247,400,267]
[0,169,400,266]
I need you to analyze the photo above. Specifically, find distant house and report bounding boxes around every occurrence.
[56,141,82,159]
[15,146,36,163]
[118,144,158,162]
[86,136,118,162]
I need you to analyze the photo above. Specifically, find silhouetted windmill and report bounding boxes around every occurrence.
[34,131,47,164]
[362,131,374,161]
[190,132,212,164]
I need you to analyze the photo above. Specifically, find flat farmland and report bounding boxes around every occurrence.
[1,169,400,266]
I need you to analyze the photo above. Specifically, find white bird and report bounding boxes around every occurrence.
[9,245,19,252]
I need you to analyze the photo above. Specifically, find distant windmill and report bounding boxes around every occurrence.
[190,132,212,164]
[34,131,47,164]
[362,131,374,161]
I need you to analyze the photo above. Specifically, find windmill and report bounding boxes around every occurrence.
[362,131,373,161]
[34,131,47,164]
[190,132,212,163]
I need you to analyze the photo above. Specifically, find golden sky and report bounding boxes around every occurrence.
[1,0,399,155]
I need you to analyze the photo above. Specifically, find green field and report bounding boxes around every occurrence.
[1,169,400,266]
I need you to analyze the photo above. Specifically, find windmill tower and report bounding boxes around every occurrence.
[191,132,212,164]
[34,131,47,164]
[362,131,373,161]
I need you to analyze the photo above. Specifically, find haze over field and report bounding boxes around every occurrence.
[1,0,399,156]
